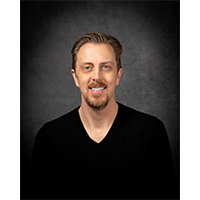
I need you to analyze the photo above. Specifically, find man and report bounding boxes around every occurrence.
[32,32,179,199]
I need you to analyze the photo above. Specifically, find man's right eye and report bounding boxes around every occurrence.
[85,66,91,70]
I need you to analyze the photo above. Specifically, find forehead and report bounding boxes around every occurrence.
[77,43,116,63]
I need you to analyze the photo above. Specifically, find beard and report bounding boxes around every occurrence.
[83,93,110,111]
[82,81,109,111]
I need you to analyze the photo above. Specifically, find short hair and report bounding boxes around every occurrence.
[71,32,123,71]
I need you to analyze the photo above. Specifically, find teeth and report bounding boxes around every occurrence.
[91,87,105,91]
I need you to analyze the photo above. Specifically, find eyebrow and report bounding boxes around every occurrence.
[80,61,114,67]
[100,61,114,65]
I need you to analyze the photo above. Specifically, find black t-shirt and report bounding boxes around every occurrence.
[32,102,179,199]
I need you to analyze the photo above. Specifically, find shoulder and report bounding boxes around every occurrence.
[45,106,79,129]
[117,102,167,141]
[118,102,162,127]
[35,106,80,140]
[117,103,168,150]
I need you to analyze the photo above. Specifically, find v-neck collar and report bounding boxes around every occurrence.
[74,103,121,149]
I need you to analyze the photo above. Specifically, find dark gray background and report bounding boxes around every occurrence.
[21,1,179,197]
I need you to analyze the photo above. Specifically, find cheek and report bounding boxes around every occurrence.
[109,75,119,87]
[78,76,89,88]
[75,78,80,87]
[106,80,116,92]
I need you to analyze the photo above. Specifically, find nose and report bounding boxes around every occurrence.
[92,68,101,82]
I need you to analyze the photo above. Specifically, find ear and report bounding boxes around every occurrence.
[71,69,80,88]
[116,68,123,86]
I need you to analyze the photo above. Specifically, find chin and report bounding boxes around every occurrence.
[85,95,110,111]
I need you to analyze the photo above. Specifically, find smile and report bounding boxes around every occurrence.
[90,87,105,91]
[89,87,106,94]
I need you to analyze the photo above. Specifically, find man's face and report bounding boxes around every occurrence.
[71,43,123,111]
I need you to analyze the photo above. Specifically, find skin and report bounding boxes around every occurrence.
[71,43,123,143]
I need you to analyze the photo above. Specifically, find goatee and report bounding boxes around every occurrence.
[83,94,109,111]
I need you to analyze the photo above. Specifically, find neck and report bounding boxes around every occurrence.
[79,98,118,127]
[79,97,118,143]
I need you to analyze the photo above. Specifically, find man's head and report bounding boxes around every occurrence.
[71,32,123,111]
[71,32,122,72]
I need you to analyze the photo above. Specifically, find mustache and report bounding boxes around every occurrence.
[88,82,107,88]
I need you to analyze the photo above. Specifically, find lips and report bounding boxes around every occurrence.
[88,82,107,94]
[88,82,107,90]
[90,87,105,91]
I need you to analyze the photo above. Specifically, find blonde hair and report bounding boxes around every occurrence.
[71,32,122,71]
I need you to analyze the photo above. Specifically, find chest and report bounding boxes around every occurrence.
[85,128,109,143]
[51,133,146,178]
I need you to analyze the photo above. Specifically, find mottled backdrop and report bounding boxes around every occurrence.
[21,1,179,197]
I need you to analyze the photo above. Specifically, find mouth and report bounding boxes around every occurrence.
[89,86,107,94]
[89,87,106,91]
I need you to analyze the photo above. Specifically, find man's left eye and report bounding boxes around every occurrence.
[103,65,109,69]
[85,66,91,70]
